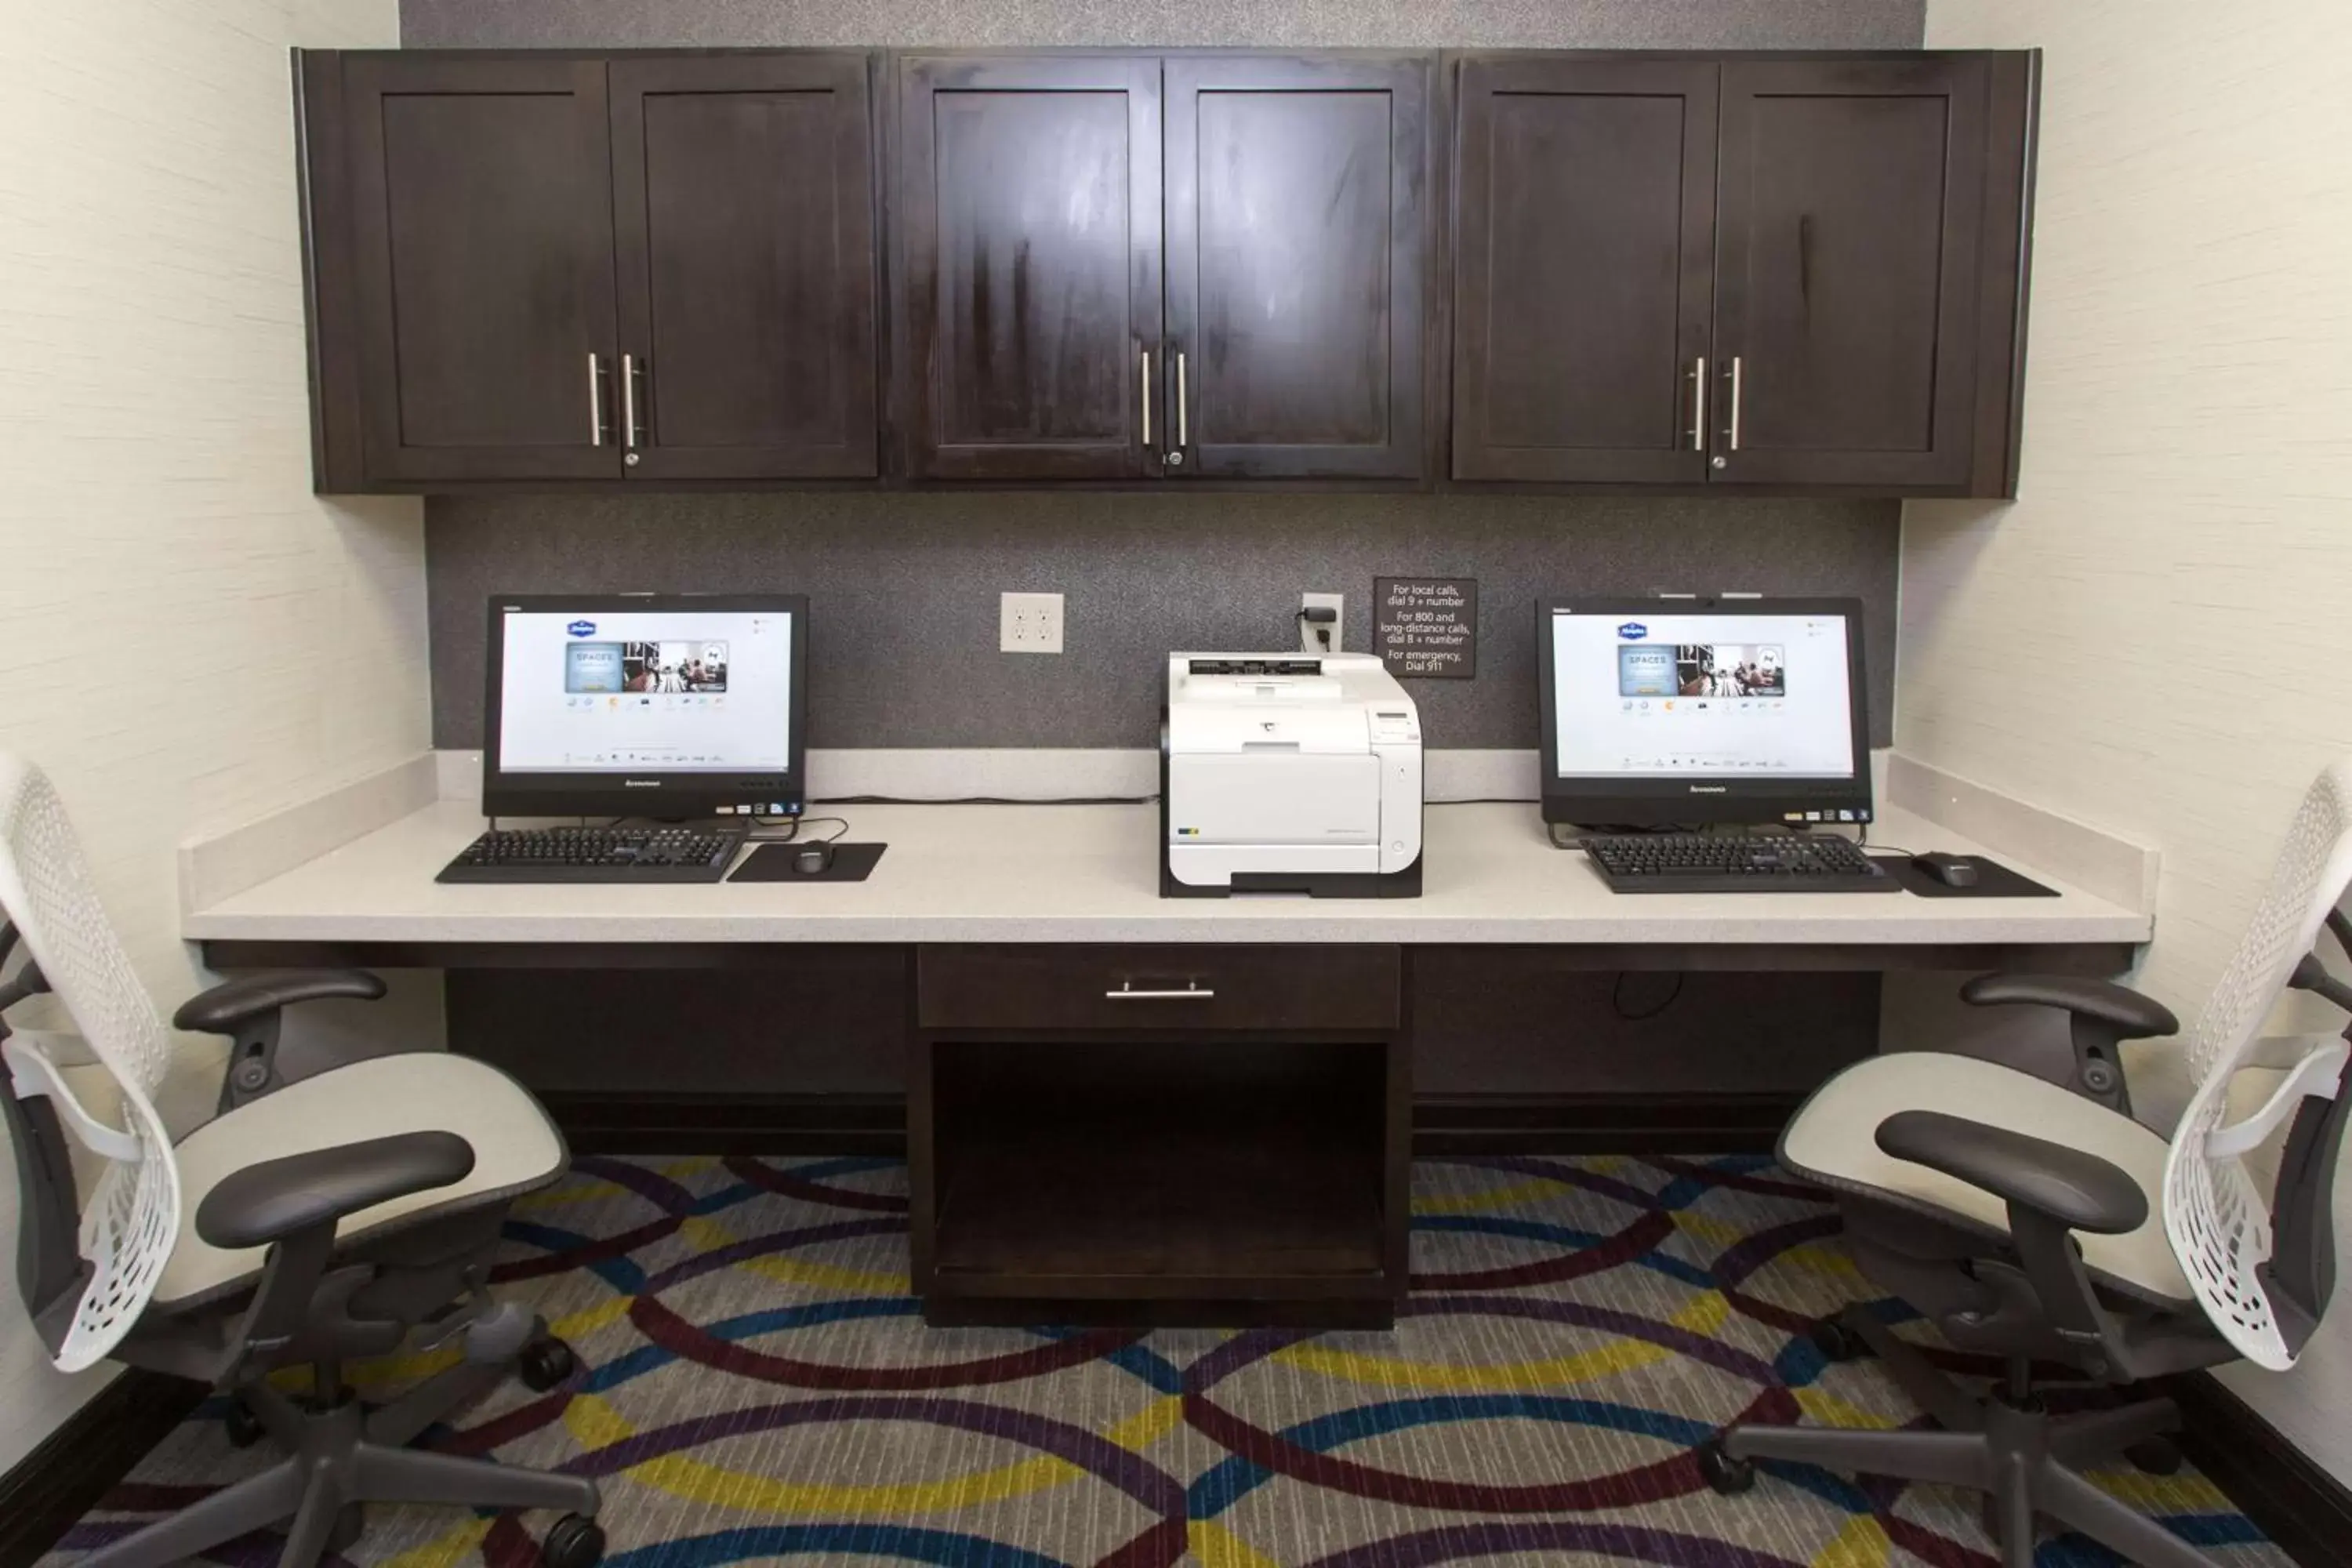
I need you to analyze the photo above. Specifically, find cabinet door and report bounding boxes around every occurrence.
[895,56,1163,481]
[344,56,622,481]
[1713,57,1991,488]
[1451,58,1718,484]
[1164,55,1429,481]
[608,55,878,480]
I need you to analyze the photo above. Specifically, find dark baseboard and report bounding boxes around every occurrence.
[2166,1369,2352,1568]
[537,1089,1802,1157]
[1410,1093,1799,1155]
[535,1091,908,1154]
[0,1368,204,1568]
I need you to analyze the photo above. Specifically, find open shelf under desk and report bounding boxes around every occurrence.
[920,1036,1401,1321]
[934,1122,1388,1295]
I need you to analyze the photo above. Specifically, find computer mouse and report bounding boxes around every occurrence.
[1913,851,1980,888]
[793,840,836,875]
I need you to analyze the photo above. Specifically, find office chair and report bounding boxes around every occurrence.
[0,754,603,1568]
[1696,758,2352,1568]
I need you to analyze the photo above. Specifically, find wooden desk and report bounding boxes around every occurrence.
[186,799,2149,1327]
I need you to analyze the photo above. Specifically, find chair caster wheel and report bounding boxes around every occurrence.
[1808,1316,1867,1363]
[2126,1437,2184,1475]
[328,1503,365,1555]
[519,1337,579,1393]
[222,1399,265,1449]
[540,1513,604,1568]
[1696,1437,1757,1495]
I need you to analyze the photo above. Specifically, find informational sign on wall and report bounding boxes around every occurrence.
[1374,577,1477,679]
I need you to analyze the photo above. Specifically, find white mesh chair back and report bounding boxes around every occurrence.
[0,754,181,1371]
[2163,759,2352,1369]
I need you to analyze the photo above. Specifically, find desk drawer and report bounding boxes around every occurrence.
[917,945,1400,1033]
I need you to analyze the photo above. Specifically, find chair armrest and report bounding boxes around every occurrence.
[195,1131,474,1250]
[1958,973,2178,1113]
[1875,1109,2148,1236]
[173,970,387,1035]
[1959,973,2179,1038]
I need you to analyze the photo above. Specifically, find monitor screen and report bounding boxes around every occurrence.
[1551,609,1853,780]
[483,594,807,818]
[499,608,793,772]
[1537,598,1871,826]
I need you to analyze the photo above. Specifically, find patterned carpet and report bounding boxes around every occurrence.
[51,1155,2288,1568]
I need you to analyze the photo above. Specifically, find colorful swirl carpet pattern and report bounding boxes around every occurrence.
[53,1155,2288,1568]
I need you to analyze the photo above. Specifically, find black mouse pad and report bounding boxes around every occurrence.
[1868,852,2057,898]
[728,842,887,883]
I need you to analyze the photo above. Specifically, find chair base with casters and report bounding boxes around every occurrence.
[2,942,608,1568]
[0,755,611,1568]
[1700,1305,2208,1568]
[2,1026,612,1568]
[1682,885,2352,1568]
[84,1308,602,1568]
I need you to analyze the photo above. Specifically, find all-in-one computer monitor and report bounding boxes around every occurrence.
[1537,597,1872,829]
[481,593,808,820]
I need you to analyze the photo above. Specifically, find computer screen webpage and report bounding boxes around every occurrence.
[497,608,793,773]
[1551,610,1856,780]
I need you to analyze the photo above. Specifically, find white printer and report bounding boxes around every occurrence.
[1161,653,1423,897]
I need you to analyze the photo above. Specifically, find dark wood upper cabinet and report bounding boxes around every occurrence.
[1449,50,2034,495]
[1450,58,1719,484]
[608,55,878,479]
[302,46,2033,497]
[1711,56,1995,489]
[1163,55,1430,481]
[895,56,1163,481]
[342,56,622,482]
[306,49,877,488]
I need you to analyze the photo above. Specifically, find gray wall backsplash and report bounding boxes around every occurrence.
[410,0,1918,754]
[428,494,1900,750]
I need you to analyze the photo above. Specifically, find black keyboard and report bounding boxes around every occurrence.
[437,825,747,884]
[1582,832,1897,894]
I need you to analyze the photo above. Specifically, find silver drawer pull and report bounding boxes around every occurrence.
[1104,980,1214,1000]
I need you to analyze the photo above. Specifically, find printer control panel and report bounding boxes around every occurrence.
[1369,707,1421,745]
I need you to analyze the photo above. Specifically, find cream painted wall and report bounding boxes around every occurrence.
[1907,0,2352,1483]
[0,0,422,1473]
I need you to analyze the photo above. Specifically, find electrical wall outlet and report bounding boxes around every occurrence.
[1299,591,1344,654]
[999,591,1064,653]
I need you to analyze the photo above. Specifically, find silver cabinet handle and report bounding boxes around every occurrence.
[1140,347,1152,447]
[1727,355,1744,452]
[1176,350,1188,448]
[1103,980,1214,1001]
[1690,356,1707,452]
[586,353,606,447]
[621,354,638,451]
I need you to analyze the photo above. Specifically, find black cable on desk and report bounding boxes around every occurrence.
[1855,823,1917,857]
[746,815,852,844]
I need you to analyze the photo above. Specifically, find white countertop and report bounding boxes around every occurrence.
[182,800,2153,948]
